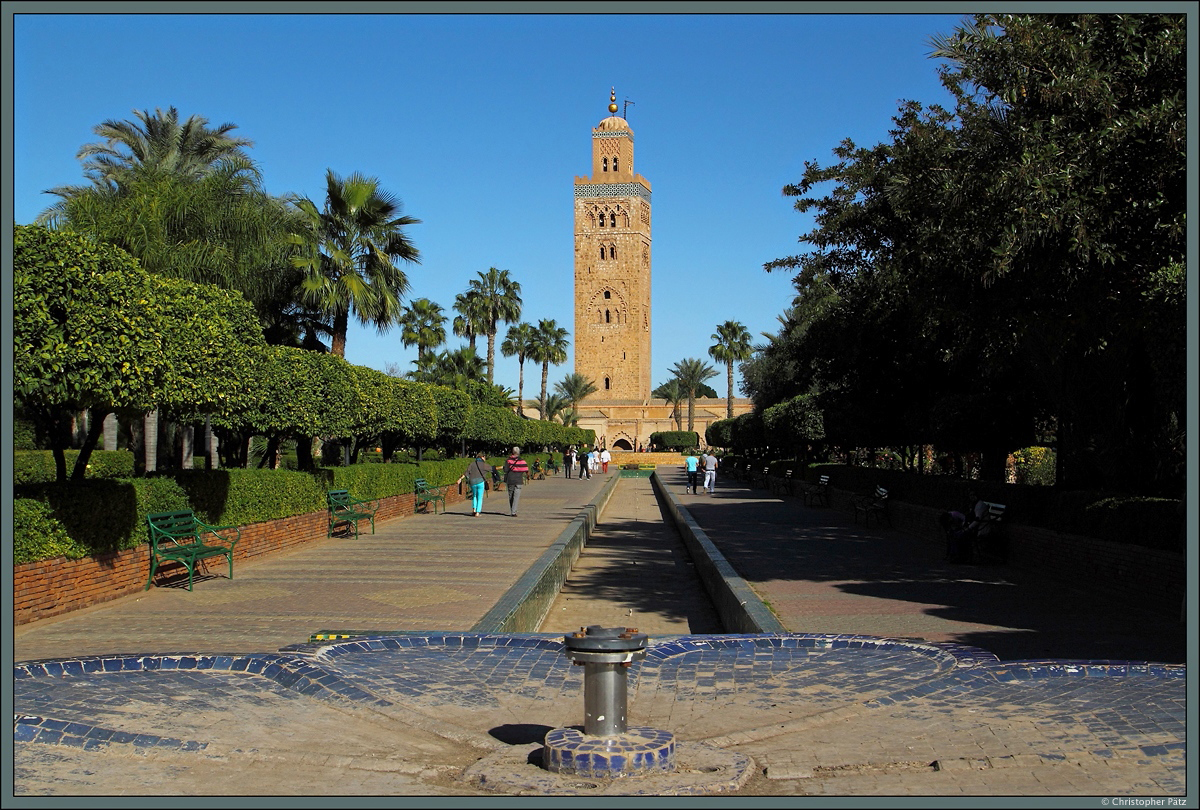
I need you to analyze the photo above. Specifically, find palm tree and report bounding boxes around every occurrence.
[528,319,570,420]
[537,393,575,425]
[466,267,522,384]
[501,321,537,416]
[670,358,718,432]
[409,346,485,389]
[708,320,754,419]
[555,372,599,425]
[652,378,686,431]
[452,290,487,353]
[57,106,254,191]
[398,298,447,363]
[290,169,421,358]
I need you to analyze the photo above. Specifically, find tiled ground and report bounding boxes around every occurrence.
[13,633,1187,796]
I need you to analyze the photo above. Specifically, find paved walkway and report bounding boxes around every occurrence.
[10,470,1190,798]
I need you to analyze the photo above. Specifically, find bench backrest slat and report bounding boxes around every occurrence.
[980,501,1006,522]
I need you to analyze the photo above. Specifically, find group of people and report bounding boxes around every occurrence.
[684,449,720,495]
[562,445,610,479]
[457,445,614,519]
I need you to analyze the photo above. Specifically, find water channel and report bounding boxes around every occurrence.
[537,475,725,635]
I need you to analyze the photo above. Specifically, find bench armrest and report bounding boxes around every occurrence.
[194,520,241,548]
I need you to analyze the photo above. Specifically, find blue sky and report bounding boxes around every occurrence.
[9,7,966,399]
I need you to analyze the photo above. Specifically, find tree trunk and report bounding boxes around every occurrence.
[540,363,550,420]
[71,408,111,481]
[517,360,525,416]
[143,409,159,473]
[726,362,735,420]
[331,309,349,358]
[180,424,194,471]
[103,413,119,452]
[204,416,220,469]
[296,435,314,471]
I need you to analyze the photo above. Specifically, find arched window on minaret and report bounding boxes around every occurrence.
[613,156,619,172]
[609,211,616,227]
[610,245,617,260]
[603,290,611,299]
[598,210,605,228]
[599,246,605,260]
[602,157,608,172]
[605,377,611,390]
[605,310,611,323]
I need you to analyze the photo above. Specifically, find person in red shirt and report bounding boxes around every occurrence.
[503,447,529,517]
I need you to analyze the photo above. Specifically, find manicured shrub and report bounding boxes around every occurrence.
[12,498,92,563]
[13,450,136,485]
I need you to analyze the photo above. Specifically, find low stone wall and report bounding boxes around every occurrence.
[653,472,787,634]
[471,473,622,634]
[13,487,470,627]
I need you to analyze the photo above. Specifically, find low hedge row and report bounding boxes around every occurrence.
[13,450,136,485]
[12,458,480,566]
[10,455,576,566]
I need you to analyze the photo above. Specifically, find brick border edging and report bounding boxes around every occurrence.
[14,486,472,627]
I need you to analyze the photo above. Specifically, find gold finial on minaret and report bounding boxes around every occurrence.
[609,87,619,115]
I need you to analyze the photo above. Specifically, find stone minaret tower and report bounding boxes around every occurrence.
[573,88,652,402]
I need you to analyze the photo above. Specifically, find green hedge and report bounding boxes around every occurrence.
[13,450,136,485]
[12,499,93,564]
[649,431,699,451]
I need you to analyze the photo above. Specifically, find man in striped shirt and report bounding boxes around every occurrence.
[503,447,529,517]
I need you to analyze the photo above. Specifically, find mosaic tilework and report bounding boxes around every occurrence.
[13,631,1186,793]
[544,726,676,778]
[574,183,652,202]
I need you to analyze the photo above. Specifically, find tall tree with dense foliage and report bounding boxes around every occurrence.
[398,298,447,363]
[290,169,421,358]
[708,320,753,419]
[763,13,1184,492]
[38,107,307,337]
[670,358,718,432]
[14,225,262,480]
[500,321,537,415]
[528,319,570,420]
[466,267,522,385]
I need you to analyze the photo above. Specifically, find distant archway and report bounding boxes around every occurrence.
[613,438,634,451]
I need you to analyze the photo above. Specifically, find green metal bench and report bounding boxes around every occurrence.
[969,501,1008,563]
[800,474,831,508]
[327,489,377,538]
[145,510,240,591]
[414,478,447,514]
[770,468,794,496]
[852,485,890,528]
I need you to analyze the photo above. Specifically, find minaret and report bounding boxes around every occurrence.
[573,88,652,402]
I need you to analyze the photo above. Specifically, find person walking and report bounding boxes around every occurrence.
[564,446,575,479]
[457,451,491,517]
[600,447,611,474]
[503,447,529,517]
[685,449,700,494]
[580,447,592,479]
[702,450,719,495]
